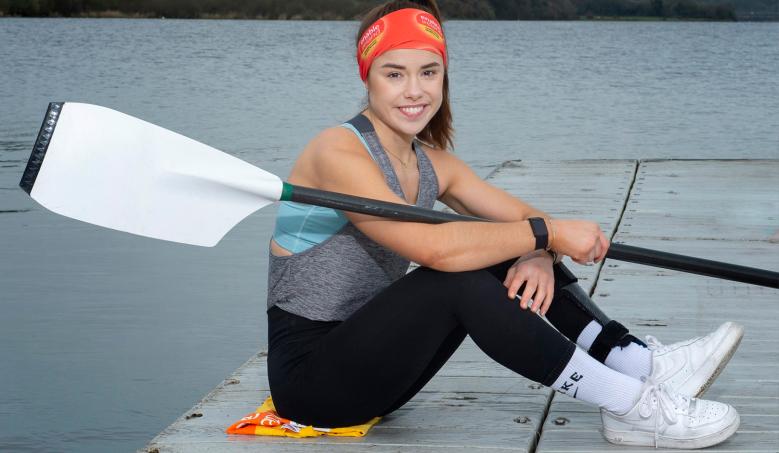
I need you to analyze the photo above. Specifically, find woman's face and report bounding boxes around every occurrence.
[365,48,444,139]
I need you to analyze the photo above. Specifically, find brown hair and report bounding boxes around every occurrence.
[356,0,454,152]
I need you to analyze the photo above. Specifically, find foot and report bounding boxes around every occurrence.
[601,379,740,449]
[647,322,744,397]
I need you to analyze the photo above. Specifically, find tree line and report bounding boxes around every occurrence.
[0,0,737,20]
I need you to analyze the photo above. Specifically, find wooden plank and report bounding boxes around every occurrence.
[617,160,779,242]
[542,402,778,432]
[147,441,532,452]
[545,396,779,415]
[537,429,779,452]
[153,400,546,433]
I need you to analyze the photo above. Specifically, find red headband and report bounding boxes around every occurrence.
[357,8,447,82]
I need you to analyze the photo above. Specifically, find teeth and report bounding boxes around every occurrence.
[400,106,423,115]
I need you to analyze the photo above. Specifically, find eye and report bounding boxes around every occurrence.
[422,70,438,77]
[387,72,401,79]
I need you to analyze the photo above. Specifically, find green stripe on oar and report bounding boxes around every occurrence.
[19,102,779,288]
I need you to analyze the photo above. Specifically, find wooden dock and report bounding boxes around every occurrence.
[143,159,778,452]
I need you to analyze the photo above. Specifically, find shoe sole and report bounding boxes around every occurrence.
[603,411,740,449]
[690,322,744,398]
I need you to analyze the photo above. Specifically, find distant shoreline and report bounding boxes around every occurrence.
[0,13,762,22]
[7,0,777,22]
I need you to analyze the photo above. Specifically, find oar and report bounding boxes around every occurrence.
[19,102,779,289]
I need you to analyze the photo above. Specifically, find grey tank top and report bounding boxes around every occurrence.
[266,113,440,321]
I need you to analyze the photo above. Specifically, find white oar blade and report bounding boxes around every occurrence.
[20,103,283,247]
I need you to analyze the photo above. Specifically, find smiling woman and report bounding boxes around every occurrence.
[355,5,451,152]
[264,0,743,448]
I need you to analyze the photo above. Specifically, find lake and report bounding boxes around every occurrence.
[0,18,777,452]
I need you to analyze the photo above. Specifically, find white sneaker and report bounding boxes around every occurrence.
[601,379,740,449]
[648,322,744,397]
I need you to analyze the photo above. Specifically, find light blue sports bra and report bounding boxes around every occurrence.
[272,122,404,253]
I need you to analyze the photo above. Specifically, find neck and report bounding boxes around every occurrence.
[363,108,415,160]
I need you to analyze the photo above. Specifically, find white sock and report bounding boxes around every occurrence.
[605,341,653,379]
[576,320,602,350]
[551,347,643,414]
[575,320,653,379]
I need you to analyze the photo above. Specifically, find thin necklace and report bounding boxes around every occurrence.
[384,147,414,169]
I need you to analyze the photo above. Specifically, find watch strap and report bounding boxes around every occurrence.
[527,217,549,251]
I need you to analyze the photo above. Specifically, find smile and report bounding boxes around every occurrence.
[398,104,426,119]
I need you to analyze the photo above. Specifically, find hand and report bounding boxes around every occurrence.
[503,251,555,316]
[548,219,610,265]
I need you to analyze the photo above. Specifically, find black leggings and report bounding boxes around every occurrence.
[267,258,600,427]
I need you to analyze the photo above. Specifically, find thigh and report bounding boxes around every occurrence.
[377,323,467,417]
[271,266,471,427]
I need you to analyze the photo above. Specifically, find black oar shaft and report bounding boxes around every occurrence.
[285,183,779,289]
[607,243,779,289]
[287,184,484,223]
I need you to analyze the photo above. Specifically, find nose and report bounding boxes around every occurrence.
[404,74,423,100]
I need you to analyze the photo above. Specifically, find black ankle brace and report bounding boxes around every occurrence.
[588,320,630,363]
[624,334,647,348]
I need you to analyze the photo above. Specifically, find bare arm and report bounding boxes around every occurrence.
[434,151,559,261]
[430,149,609,265]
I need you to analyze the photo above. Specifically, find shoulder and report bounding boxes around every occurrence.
[308,126,363,155]
[305,126,374,168]
[293,125,382,189]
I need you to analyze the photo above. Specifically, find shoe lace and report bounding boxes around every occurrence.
[637,378,689,447]
[644,335,668,353]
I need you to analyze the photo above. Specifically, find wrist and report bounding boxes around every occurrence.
[549,249,560,264]
[546,218,556,251]
[527,217,550,251]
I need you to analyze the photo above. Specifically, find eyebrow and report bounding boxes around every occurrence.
[380,62,441,70]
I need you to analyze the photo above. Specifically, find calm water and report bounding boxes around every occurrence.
[1,18,777,452]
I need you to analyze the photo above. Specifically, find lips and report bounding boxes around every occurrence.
[397,104,427,120]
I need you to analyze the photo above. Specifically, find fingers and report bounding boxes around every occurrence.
[540,281,555,316]
[503,267,517,294]
[591,240,601,263]
[597,232,610,262]
[590,231,610,263]
[572,226,610,265]
[503,260,555,314]
[528,278,555,315]
[519,280,537,310]
[571,255,588,265]
[509,278,526,303]
[531,287,545,313]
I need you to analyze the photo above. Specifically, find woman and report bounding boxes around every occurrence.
[266,1,743,448]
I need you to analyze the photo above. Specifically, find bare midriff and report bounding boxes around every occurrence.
[270,238,294,257]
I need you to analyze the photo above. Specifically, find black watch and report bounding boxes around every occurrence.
[527,217,549,251]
